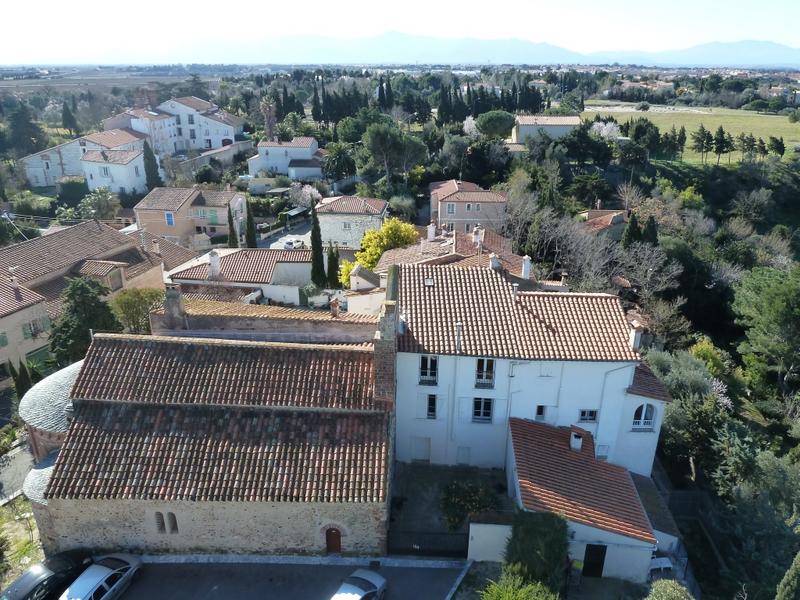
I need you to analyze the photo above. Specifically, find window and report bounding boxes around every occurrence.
[155,511,166,533]
[446,203,455,215]
[579,409,598,422]
[342,222,351,230]
[167,512,178,534]
[475,203,481,212]
[189,129,196,140]
[101,166,109,177]
[535,405,546,421]
[165,212,175,227]
[105,572,123,588]
[196,208,207,218]
[419,355,438,385]
[134,166,140,177]
[119,186,126,194]
[91,586,108,600]
[426,394,437,419]
[466,203,472,212]
[632,403,655,431]
[204,139,212,149]
[465,223,471,233]
[204,129,210,136]
[188,114,195,125]
[446,222,454,232]
[475,358,495,388]
[472,398,493,423]
[175,115,181,125]
[0,333,7,348]
[44,161,50,170]
[177,127,183,136]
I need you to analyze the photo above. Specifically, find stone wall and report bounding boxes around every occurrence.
[42,498,389,555]
[26,425,64,463]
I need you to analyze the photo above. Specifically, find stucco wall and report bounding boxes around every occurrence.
[83,154,147,195]
[467,522,511,562]
[318,214,384,250]
[42,498,388,555]
[568,521,654,584]
[0,301,51,369]
[436,201,506,232]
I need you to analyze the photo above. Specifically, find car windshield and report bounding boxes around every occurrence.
[95,558,128,570]
[0,565,52,600]
[343,577,375,593]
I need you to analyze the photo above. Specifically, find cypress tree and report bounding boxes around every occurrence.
[311,83,322,123]
[385,77,394,109]
[377,76,386,110]
[71,94,77,113]
[777,550,800,600]
[327,243,340,289]
[310,208,326,287]
[437,83,451,125]
[227,206,238,248]
[15,361,32,400]
[641,215,658,245]
[143,141,163,190]
[244,201,257,248]
[621,213,643,249]
[61,101,79,136]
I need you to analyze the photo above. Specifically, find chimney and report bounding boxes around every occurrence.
[374,300,398,409]
[472,226,481,246]
[330,297,340,318]
[570,431,583,452]
[427,222,436,242]
[163,283,186,330]
[151,239,161,256]
[9,275,18,290]
[522,255,532,280]
[560,271,568,285]
[488,253,501,271]
[455,322,463,353]
[208,249,221,279]
[512,283,519,300]
[629,326,643,352]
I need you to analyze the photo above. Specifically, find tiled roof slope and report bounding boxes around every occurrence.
[258,136,315,148]
[429,180,506,204]
[627,364,671,402]
[46,403,388,503]
[134,188,195,211]
[82,128,147,149]
[128,230,198,271]
[397,265,638,361]
[510,418,655,543]
[170,249,311,284]
[0,221,133,284]
[173,96,215,112]
[316,196,387,215]
[0,280,45,318]
[73,334,378,411]
[81,150,141,165]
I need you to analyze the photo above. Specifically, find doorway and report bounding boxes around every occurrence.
[582,544,607,578]
[326,527,341,554]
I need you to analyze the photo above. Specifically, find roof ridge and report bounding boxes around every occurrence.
[91,333,375,353]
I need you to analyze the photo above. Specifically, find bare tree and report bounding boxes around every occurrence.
[259,97,277,141]
[616,182,645,211]
[619,242,683,304]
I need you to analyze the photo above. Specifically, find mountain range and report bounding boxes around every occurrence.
[248,33,800,68]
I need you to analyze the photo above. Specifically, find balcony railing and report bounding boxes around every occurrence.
[475,374,495,389]
[632,419,654,431]
[419,371,437,386]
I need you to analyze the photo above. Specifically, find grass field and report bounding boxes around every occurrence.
[584,100,800,164]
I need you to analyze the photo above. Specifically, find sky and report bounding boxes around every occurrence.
[2,0,799,64]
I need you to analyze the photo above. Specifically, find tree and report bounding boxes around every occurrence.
[9,103,47,156]
[504,511,568,592]
[713,125,728,165]
[377,76,386,110]
[227,206,238,248]
[49,278,122,366]
[677,125,687,159]
[326,243,340,289]
[388,195,416,221]
[480,572,558,600]
[310,207,326,287]
[321,142,356,180]
[776,550,800,600]
[642,215,658,245]
[13,361,32,401]
[690,124,713,163]
[475,110,516,139]
[363,122,403,183]
[311,83,322,123]
[621,212,643,249]
[384,77,394,109]
[244,201,257,248]
[355,217,418,271]
[61,101,79,136]
[77,187,120,220]
[768,136,786,158]
[111,288,165,334]
[645,580,694,600]
[143,141,163,190]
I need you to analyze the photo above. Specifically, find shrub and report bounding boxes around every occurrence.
[440,480,499,531]
[505,511,568,592]
[57,177,89,206]
[274,175,292,188]
[480,571,559,600]
[645,579,693,600]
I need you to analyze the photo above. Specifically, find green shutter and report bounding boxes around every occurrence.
[22,323,32,339]
[0,333,7,348]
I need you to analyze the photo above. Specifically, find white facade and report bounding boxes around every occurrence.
[395,353,665,476]
[104,111,178,157]
[19,140,83,187]
[82,154,148,195]
[511,117,581,144]
[156,100,240,153]
[247,138,321,178]
[318,213,385,250]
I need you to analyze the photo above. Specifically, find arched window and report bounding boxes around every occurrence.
[167,512,179,534]
[632,403,655,431]
[154,512,166,533]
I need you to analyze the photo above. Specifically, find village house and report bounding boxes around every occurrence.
[102,108,179,156]
[247,137,326,179]
[511,115,582,144]
[167,248,314,306]
[155,96,244,152]
[0,277,52,374]
[315,196,388,250]
[81,149,147,195]
[429,180,507,233]
[133,187,248,249]
[22,331,394,556]
[580,209,630,241]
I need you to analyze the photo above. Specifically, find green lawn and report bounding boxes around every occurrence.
[584,100,800,164]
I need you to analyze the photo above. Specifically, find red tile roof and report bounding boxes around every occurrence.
[163,297,379,324]
[74,259,127,277]
[204,110,243,127]
[316,196,387,215]
[509,418,655,543]
[584,211,628,233]
[170,249,311,285]
[258,136,316,148]
[127,108,173,121]
[397,265,639,361]
[82,128,147,149]
[173,96,216,112]
[46,403,388,503]
[627,363,672,402]
[134,187,195,211]
[429,180,506,204]
[128,230,199,271]
[72,334,379,411]
[0,280,44,318]
[81,149,142,165]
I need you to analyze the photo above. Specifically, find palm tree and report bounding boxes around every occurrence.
[321,142,356,181]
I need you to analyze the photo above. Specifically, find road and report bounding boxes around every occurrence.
[125,563,462,600]
[0,444,34,504]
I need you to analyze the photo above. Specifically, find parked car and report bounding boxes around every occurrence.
[283,238,306,249]
[330,569,387,600]
[0,550,92,600]
[58,555,141,600]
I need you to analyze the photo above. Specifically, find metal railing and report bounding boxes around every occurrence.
[475,374,495,389]
[419,370,437,385]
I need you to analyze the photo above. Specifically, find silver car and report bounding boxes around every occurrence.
[330,569,387,600]
[283,238,306,249]
[58,554,141,600]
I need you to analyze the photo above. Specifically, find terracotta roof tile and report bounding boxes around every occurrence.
[349,264,381,287]
[173,96,215,112]
[128,230,199,271]
[81,128,147,149]
[72,334,379,411]
[398,265,639,361]
[429,180,506,204]
[0,280,45,318]
[81,149,141,165]
[510,418,655,543]
[74,259,127,277]
[46,404,388,503]
[162,297,379,324]
[316,196,387,215]
[170,249,311,285]
[627,363,672,402]
[258,136,316,148]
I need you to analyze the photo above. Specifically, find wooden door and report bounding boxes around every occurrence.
[326,527,342,554]
[582,544,607,578]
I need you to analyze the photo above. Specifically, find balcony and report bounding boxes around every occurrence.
[632,419,654,431]
[475,374,495,389]
[418,370,437,386]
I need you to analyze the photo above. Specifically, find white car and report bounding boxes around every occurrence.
[330,569,387,600]
[58,554,141,600]
[283,238,306,249]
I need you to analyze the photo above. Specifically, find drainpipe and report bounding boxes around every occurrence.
[596,363,635,456]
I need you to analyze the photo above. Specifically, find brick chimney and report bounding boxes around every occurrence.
[163,283,186,330]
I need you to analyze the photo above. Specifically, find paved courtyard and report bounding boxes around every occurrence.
[125,562,463,600]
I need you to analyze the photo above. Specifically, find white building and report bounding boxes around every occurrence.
[81,150,147,195]
[247,137,325,180]
[315,196,388,250]
[156,97,243,153]
[511,115,581,143]
[392,263,670,477]
[103,108,178,157]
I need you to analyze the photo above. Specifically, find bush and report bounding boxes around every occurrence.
[274,175,292,188]
[195,164,222,184]
[57,177,89,206]
[440,480,499,531]
[480,570,559,600]
[645,579,693,600]
[505,511,568,592]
